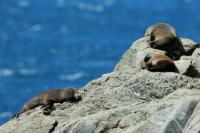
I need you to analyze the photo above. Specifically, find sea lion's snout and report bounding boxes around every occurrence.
[74,91,82,101]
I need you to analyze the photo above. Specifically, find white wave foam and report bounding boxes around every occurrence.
[0,112,13,119]
[81,60,112,67]
[0,69,13,77]
[19,68,37,75]
[59,72,85,81]
[77,3,104,12]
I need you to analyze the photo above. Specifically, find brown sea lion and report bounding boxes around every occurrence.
[15,88,82,117]
[140,54,177,72]
[145,23,186,57]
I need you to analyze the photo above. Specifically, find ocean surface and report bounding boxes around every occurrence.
[0,0,200,124]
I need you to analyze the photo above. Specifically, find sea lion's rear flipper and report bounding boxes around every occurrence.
[12,113,19,119]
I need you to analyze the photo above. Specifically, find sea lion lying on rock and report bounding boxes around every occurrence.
[145,23,186,59]
[15,88,82,117]
[140,53,177,72]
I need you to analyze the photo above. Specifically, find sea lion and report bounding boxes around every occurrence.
[15,88,82,117]
[140,54,177,72]
[145,23,186,57]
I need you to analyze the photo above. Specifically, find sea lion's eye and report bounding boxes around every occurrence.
[150,33,155,41]
[144,55,151,62]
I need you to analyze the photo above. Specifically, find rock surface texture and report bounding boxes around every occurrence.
[0,38,200,133]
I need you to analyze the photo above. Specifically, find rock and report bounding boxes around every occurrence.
[0,38,200,133]
[126,89,200,133]
[114,38,199,71]
[183,101,200,133]
[0,112,57,133]
[174,60,192,75]
[180,38,199,54]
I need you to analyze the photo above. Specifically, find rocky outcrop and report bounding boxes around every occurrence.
[0,38,200,133]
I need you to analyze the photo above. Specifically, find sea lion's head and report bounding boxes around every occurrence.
[145,23,179,52]
[140,54,176,72]
[73,90,82,101]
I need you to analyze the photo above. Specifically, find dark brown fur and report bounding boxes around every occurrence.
[15,88,82,117]
[140,54,177,72]
[145,23,185,54]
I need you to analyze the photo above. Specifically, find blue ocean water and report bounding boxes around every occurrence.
[0,0,200,124]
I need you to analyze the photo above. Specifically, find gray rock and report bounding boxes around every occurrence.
[115,38,198,71]
[180,38,199,54]
[126,89,200,133]
[174,60,192,75]
[184,101,200,133]
[0,112,57,133]
[0,38,200,133]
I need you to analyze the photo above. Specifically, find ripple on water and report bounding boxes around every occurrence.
[58,72,86,81]
[77,3,105,12]
[56,0,65,7]
[18,0,30,8]
[0,69,13,77]
[18,68,37,75]
[0,112,13,119]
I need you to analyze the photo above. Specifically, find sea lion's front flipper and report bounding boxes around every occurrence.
[41,101,55,115]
